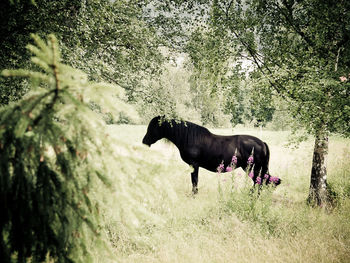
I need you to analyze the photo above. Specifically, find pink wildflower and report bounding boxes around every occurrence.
[269,176,279,184]
[247,156,254,164]
[217,163,224,173]
[226,166,233,172]
[340,76,347,82]
[231,155,238,165]
[256,177,262,185]
[248,172,254,179]
[264,174,269,180]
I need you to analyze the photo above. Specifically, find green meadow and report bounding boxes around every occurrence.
[100,125,350,263]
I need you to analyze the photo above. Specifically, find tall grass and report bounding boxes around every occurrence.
[101,125,350,263]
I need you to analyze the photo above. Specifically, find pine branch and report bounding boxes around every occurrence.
[32,35,61,127]
[51,35,60,92]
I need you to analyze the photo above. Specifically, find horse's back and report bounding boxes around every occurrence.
[235,135,266,153]
[195,133,269,171]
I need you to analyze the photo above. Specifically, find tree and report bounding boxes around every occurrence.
[183,0,277,127]
[137,61,203,122]
[207,0,350,205]
[1,33,184,262]
[0,0,84,104]
[185,9,242,126]
[0,34,137,262]
[0,0,165,106]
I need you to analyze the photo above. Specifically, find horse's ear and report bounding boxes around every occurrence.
[149,116,162,125]
[157,115,166,126]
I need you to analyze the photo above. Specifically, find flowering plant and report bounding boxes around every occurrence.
[248,171,254,179]
[247,148,254,165]
[217,161,224,173]
[247,156,254,165]
[226,166,233,172]
[256,177,262,185]
[232,155,238,165]
[269,176,280,184]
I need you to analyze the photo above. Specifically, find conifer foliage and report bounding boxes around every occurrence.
[0,34,130,262]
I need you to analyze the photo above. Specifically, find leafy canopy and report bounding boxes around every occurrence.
[219,0,350,135]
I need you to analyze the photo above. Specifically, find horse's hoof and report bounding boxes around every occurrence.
[192,187,198,195]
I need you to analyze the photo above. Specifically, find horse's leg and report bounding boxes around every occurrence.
[191,164,199,194]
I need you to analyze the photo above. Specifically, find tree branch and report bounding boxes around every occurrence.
[32,37,61,127]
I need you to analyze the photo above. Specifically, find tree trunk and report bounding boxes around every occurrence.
[308,127,329,206]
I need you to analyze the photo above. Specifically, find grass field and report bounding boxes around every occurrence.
[101,125,350,263]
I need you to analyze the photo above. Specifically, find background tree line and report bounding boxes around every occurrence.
[0,0,284,128]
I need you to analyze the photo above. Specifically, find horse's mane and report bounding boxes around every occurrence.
[161,119,211,147]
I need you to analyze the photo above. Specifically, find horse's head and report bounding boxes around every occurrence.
[142,116,163,147]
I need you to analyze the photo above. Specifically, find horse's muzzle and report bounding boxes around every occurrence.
[142,137,151,147]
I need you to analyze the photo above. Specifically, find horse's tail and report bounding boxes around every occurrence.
[264,142,270,173]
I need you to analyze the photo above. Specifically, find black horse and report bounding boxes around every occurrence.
[142,116,280,194]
